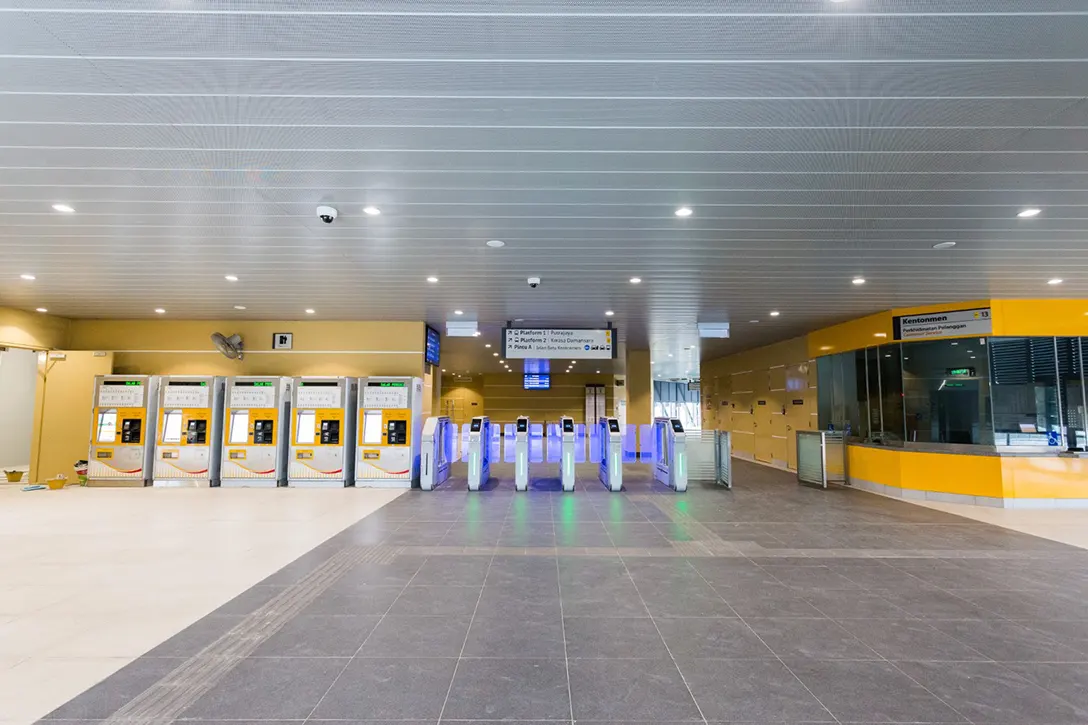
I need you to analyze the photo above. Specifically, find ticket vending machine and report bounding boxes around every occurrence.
[514,415,530,492]
[220,376,291,487]
[466,416,492,491]
[356,376,424,488]
[288,377,357,487]
[598,417,623,492]
[559,416,576,492]
[88,375,161,487]
[153,376,226,487]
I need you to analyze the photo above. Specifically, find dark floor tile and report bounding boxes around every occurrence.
[410,556,492,585]
[715,584,826,618]
[675,657,832,722]
[876,587,993,619]
[143,614,244,657]
[765,565,865,591]
[570,658,702,721]
[564,616,669,659]
[897,660,1087,724]
[359,614,470,657]
[301,586,404,615]
[655,617,774,659]
[834,563,928,590]
[800,589,912,619]
[1021,619,1088,656]
[214,585,286,615]
[640,584,736,618]
[839,618,991,661]
[444,658,570,720]
[310,658,456,720]
[689,559,782,588]
[787,659,967,723]
[930,619,1087,662]
[251,614,380,657]
[390,584,482,615]
[745,618,880,660]
[464,610,565,657]
[181,656,347,720]
[562,578,648,617]
[333,558,424,587]
[45,657,184,719]
[1004,661,1088,712]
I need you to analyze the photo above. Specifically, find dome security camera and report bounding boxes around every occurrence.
[527,277,541,289]
[316,205,338,224]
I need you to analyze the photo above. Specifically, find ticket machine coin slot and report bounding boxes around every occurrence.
[321,420,341,445]
[186,419,208,444]
[121,418,142,443]
[386,420,408,445]
[253,419,274,444]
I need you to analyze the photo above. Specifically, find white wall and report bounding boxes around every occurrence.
[0,347,37,470]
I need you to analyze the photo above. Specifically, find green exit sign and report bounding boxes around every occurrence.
[946,367,976,377]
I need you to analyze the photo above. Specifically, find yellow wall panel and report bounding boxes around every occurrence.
[846,445,902,488]
[1000,456,1088,500]
[0,307,70,350]
[990,299,1088,337]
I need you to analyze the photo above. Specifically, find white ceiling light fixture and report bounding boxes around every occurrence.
[674,207,693,217]
[485,240,505,248]
[51,203,75,213]
[454,309,464,315]
[500,360,505,364]
[426,276,439,283]
[769,311,781,317]
[852,277,866,285]
[596,370,601,374]
[305,308,315,314]
[473,331,481,337]
[233,305,247,310]
[749,319,759,323]
[485,343,491,348]
[493,352,499,357]
[932,242,957,250]
[36,307,47,313]
[605,310,615,317]
[224,275,239,282]
[154,308,166,314]
[629,277,642,284]
[1048,278,1064,285]
[1017,208,1042,218]
[362,206,381,216]
[20,274,35,281]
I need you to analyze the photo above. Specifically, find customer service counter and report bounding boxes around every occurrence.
[846,442,1088,508]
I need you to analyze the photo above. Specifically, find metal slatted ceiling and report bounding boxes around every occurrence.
[1,1,1087,379]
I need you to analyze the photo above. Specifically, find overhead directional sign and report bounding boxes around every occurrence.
[893,307,992,340]
[503,328,617,359]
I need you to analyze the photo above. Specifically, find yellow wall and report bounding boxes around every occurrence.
[439,373,614,426]
[701,336,816,470]
[0,307,69,350]
[627,350,652,426]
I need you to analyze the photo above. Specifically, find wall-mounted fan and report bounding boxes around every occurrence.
[210,332,244,360]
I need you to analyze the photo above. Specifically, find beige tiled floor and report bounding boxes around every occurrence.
[914,500,1088,551]
[0,485,403,725]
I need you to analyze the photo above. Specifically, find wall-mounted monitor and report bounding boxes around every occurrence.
[523,373,551,390]
[425,325,441,366]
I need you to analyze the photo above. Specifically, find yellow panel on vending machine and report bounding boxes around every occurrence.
[355,377,424,488]
[220,376,291,487]
[87,375,161,487]
[153,376,226,487]
[288,376,357,487]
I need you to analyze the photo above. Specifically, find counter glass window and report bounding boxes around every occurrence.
[989,337,1061,447]
[902,339,993,445]
[878,345,906,444]
[1057,337,1087,450]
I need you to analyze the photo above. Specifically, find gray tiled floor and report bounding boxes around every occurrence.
[39,460,1088,725]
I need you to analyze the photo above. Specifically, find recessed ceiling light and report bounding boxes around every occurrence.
[441,368,446,372]
[500,360,505,364]
[951,342,959,346]
[485,239,505,248]
[454,310,464,315]
[485,343,491,348]
[1018,208,1042,218]
[749,319,759,323]
[51,203,75,213]
[629,277,642,284]
[970,356,977,359]
[233,305,247,310]
[570,360,576,364]
[769,311,781,317]
[819,346,833,351]
[650,362,655,366]
[874,333,888,338]
[852,277,866,285]
[473,330,481,336]
[305,308,315,314]
[426,276,439,283]
[596,370,601,374]
[36,307,47,313]
[224,274,239,282]
[605,310,614,317]
[668,353,673,357]
[885,354,891,358]
[674,207,693,217]
[363,206,381,216]
[20,274,35,280]
[1048,278,1064,285]
[932,242,957,250]
[154,308,166,314]
[493,352,499,357]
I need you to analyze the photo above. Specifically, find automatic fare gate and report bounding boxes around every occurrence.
[653,416,688,492]
[466,416,493,491]
[598,417,623,492]
[420,416,454,491]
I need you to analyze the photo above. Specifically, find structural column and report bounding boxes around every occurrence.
[626,349,652,427]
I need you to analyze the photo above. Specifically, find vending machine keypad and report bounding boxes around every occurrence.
[321,420,341,444]
[253,419,274,444]
[121,419,142,444]
[387,420,408,445]
[186,419,208,444]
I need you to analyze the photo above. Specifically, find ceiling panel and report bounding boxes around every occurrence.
[1,0,1087,381]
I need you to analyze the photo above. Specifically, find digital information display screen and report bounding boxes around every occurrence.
[523,374,551,390]
[425,325,441,366]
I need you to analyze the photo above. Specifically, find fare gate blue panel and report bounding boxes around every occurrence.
[574,424,586,463]
[546,423,560,462]
[503,423,515,462]
[588,424,602,463]
[639,424,656,462]
[622,424,639,463]
[460,423,471,462]
[529,423,544,463]
[490,424,502,460]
